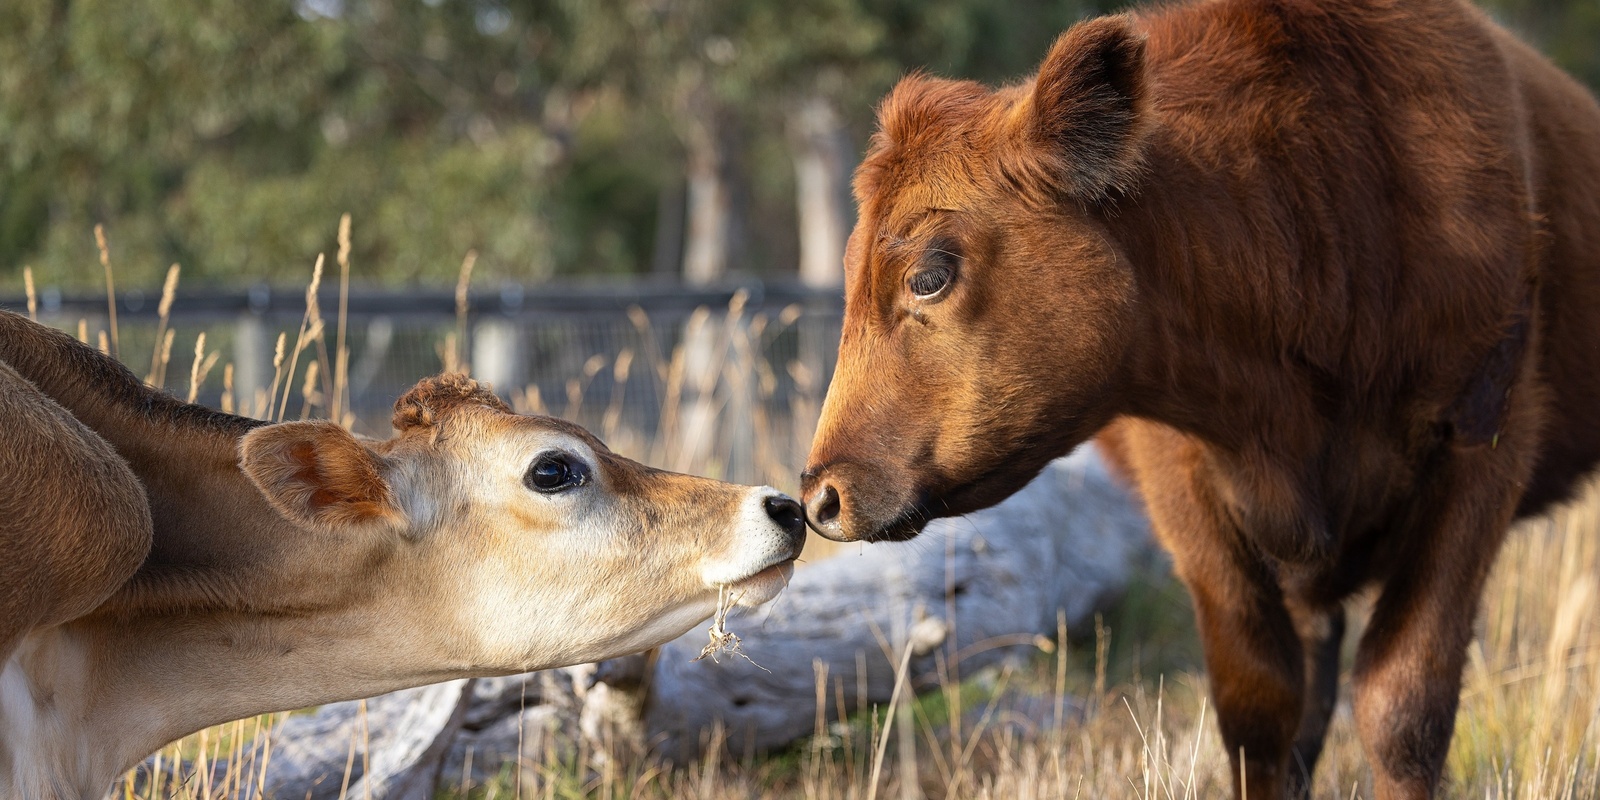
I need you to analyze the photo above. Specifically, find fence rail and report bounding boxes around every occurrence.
[0,280,841,320]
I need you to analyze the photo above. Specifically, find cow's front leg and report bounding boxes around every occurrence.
[1353,449,1523,799]
[1127,428,1306,800]
[1286,599,1345,799]
[1182,544,1304,800]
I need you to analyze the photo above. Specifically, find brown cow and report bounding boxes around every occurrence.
[799,0,1600,797]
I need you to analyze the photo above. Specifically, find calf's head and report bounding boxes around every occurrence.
[803,17,1148,542]
[240,374,805,671]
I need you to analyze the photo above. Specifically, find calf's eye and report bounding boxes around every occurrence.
[526,452,590,493]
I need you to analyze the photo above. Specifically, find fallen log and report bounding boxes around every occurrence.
[256,679,473,800]
[583,446,1151,761]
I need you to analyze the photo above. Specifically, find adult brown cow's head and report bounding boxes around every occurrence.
[802,17,1149,542]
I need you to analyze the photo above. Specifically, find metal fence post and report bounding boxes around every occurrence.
[471,317,522,397]
[234,313,270,419]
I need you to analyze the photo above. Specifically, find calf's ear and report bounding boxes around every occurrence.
[1028,15,1150,201]
[239,421,404,533]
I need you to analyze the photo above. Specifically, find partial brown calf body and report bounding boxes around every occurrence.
[0,310,805,798]
[0,361,152,673]
[800,1,1600,797]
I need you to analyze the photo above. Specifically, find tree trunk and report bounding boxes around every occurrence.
[788,92,851,452]
[649,177,687,279]
[674,86,750,476]
[680,87,735,287]
[789,93,851,289]
[244,679,475,800]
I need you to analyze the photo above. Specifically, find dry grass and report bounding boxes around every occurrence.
[20,229,1600,799]
[419,489,1600,800]
[422,494,1600,800]
[694,585,759,667]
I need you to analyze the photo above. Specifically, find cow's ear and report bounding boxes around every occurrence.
[239,421,404,533]
[1029,15,1150,201]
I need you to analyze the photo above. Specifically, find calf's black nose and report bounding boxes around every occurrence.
[763,494,807,549]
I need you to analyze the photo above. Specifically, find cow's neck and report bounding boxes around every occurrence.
[1104,135,1335,454]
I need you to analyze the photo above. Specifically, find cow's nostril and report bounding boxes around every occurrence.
[763,495,806,540]
[806,482,842,531]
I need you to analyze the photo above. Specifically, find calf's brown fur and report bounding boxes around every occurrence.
[800,1,1600,797]
[0,362,151,663]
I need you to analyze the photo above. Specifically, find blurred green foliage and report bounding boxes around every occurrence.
[1482,0,1600,91]
[0,0,1593,288]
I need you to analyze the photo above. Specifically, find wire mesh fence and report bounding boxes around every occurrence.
[2,281,843,491]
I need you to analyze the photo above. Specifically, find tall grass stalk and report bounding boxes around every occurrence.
[148,264,181,383]
[23,266,36,321]
[94,224,119,358]
[262,332,287,420]
[276,255,324,422]
[153,328,175,388]
[188,332,216,404]
[332,214,353,423]
[222,364,236,415]
[299,361,322,419]
[449,250,477,374]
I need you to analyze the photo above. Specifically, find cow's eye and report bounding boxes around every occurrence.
[908,243,959,300]
[909,265,953,298]
[526,452,590,493]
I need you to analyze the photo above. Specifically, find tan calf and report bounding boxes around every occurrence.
[0,310,805,799]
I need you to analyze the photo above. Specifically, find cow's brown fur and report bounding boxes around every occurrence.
[801,1,1600,797]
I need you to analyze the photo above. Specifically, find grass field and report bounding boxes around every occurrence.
[21,232,1600,799]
